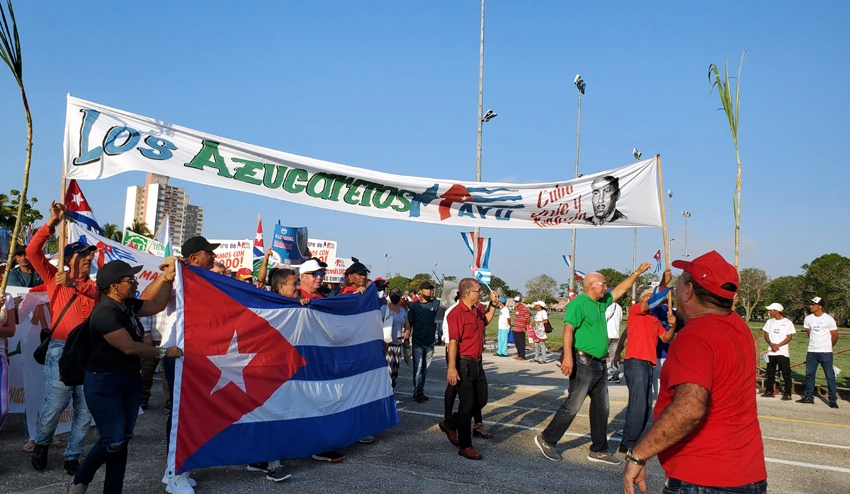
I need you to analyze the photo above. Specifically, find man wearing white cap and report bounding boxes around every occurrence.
[797,296,839,408]
[761,303,795,400]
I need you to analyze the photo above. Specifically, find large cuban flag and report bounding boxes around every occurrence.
[168,265,399,474]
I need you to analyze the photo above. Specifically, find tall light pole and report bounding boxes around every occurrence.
[682,211,691,258]
[631,148,642,304]
[568,74,586,297]
[384,253,392,279]
[472,0,496,266]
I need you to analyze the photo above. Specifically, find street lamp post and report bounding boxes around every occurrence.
[568,75,586,297]
[682,211,692,258]
[384,253,392,279]
[472,0,496,267]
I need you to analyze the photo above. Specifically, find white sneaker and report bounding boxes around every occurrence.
[165,472,196,493]
[162,472,197,488]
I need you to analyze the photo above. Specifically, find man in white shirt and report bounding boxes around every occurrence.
[797,297,839,408]
[606,301,624,383]
[761,303,795,400]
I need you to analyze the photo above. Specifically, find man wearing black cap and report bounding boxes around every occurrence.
[340,261,370,294]
[798,296,839,408]
[26,201,100,475]
[148,235,218,494]
[623,251,766,494]
[407,280,440,403]
[6,246,44,288]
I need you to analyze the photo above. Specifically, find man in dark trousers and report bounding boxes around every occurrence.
[407,281,442,403]
[439,278,499,460]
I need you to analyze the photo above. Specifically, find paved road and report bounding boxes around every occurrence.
[2,346,848,493]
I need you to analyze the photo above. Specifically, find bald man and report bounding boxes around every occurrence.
[534,263,650,465]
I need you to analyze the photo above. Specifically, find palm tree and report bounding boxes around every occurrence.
[129,220,153,238]
[709,51,745,269]
[0,0,33,297]
[101,223,122,242]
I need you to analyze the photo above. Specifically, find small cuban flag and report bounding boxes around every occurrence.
[653,249,662,274]
[64,179,103,236]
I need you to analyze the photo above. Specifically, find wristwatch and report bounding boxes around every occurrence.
[625,449,647,466]
[158,347,167,359]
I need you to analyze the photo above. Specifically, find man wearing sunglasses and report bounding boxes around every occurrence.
[299,260,327,300]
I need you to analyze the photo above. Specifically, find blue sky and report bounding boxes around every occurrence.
[1,1,847,291]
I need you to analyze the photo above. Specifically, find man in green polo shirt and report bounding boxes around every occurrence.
[534,262,650,465]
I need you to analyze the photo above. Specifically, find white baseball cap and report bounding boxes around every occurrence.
[299,259,323,275]
[765,303,784,312]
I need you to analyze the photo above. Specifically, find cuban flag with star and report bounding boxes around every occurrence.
[167,264,399,474]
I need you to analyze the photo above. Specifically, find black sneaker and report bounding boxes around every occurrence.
[247,461,269,472]
[140,397,150,410]
[796,397,815,404]
[829,402,839,409]
[534,435,561,461]
[31,444,49,471]
[64,459,80,476]
[781,394,792,401]
[266,468,293,482]
[617,443,629,454]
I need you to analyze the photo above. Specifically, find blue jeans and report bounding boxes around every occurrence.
[75,371,142,493]
[34,341,92,460]
[804,352,837,402]
[623,359,653,448]
[412,344,434,395]
[541,351,610,452]
[497,329,509,355]
[663,478,767,494]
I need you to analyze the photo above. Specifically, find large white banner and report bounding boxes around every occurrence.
[64,96,662,230]
[209,239,252,272]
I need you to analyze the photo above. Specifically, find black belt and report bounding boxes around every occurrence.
[460,356,482,362]
[666,479,767,493]
[576,350,604,362]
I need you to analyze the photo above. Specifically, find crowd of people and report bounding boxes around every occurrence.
[0,202,844,493]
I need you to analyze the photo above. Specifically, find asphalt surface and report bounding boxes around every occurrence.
[1,343,848,493]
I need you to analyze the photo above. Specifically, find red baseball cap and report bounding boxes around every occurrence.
[672,250,738,299]
[236,267,253,280]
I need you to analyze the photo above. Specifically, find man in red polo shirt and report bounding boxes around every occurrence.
[612,269,676,455]
[623,251,766,494]
[438,278,499,460]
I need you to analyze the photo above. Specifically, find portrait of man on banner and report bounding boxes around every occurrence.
[586,175,627,226]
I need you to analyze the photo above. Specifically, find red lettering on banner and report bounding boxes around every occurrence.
[139,269,158,281]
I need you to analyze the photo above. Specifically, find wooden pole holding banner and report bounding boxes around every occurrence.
[655,154,673,308]
[57,163,67,268]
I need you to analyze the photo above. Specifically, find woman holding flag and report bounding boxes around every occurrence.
[68,259,182,494]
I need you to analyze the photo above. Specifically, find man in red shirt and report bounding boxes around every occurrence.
[511,296,530,360]
[27,201,100,475]
[299,259,326,300]
[439,278,498,460]
[612,270,675,454]
[623,251,766,494]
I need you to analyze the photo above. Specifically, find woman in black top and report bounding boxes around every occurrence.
[69,259,182,494]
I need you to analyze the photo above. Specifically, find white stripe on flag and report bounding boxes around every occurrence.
[252,308,383,347]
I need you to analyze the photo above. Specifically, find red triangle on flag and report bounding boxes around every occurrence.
[174,268,306,472]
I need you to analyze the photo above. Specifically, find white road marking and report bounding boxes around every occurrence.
[399,409,850,471]
[762,436,850,450]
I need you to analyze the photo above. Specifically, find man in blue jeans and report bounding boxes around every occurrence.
[797,296,839,408]
[27,203,100,476]
[407,281,442,403]
[611,275,675,455]
[534,263,649,465]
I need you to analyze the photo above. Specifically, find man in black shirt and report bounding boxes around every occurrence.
[407,281,442,403]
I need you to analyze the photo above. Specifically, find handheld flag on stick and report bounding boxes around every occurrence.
[64,179,103,236]
[252,215,265,276]
[647,286,672,310]
[562,255,585,282]
[652,249,662,274]
[461,232,491,269]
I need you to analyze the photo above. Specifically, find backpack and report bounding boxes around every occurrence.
[59,317,92,387]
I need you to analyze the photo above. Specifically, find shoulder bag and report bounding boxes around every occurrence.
[33,294,78,365]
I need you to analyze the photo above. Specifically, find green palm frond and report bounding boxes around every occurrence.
[0,0,22,86]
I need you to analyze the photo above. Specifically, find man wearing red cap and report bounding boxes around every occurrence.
[623,251,766,494]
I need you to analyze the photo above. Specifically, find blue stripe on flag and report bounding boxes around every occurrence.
[190,266,380,315]
[648,287,672,310]
[67,212,103,235]
[179,396,399,471]
[290,341,387,381]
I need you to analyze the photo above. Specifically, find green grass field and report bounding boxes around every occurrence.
[484,311,850,390]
